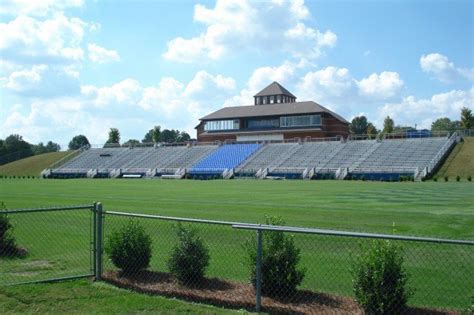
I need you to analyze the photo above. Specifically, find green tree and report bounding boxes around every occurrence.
[0,135,34,165]
[460,107,473,129]
[383,116,394,134]
[431,117,460,132]
[122,139,140,147]
[68,135,90,150]
[367,123,378,139]
[142,129,153,143]
[161,129,179,143]
[350,116,369,135]
[177,131,191,143]
[105,128,120,146]
[152,126,161,143]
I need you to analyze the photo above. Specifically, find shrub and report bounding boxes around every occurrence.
[456,175,461,182]
[167,224,209,284]
[105,220,152,275]
[245,216,305,297]
[0,202,27,258]
[468,175,472,182]
[444,176,449,182]
[433,177,438,182]
[352,240,412,315]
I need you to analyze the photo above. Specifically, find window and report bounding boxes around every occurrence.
[247,118,279,129]
[270,96,274,104]
[277,95,281,103]
[262,97,267,104]
[204,120,240,131]
[280,115,321,127]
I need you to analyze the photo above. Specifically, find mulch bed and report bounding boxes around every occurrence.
[103,271,458,315]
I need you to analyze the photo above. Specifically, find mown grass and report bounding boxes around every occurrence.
[0,279,245,314]
[0,151,70,177]
[0,179,473,310]
[436,137,474,179]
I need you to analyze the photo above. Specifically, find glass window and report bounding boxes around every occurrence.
[270,96,274,104]
[280,115,321,127]
[204,120,239,131]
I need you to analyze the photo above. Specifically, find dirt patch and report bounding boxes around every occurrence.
[103,271,460,315]
[21,260,54,270]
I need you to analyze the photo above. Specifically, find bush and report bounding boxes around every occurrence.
[456,175,461,182]
[245,216,305,297]
[167,224,209,284]
[105,220,152,275]
[352,240,412,315]
[444,176,449,182]
[468,175,472,182]
[433,177,438,182]
[0,202,27,258]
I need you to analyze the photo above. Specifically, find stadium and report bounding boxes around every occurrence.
[40,82,459,182]
[1,1,473,314]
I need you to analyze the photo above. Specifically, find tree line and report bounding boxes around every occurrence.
[0,135,61,166]
[349,106,472,136]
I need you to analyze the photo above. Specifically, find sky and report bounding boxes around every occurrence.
[0,0,473,146]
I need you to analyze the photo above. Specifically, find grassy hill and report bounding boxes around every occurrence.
[436,137,474,180]
[0,151,70,177]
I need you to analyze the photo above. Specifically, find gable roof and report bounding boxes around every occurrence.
[254,81,297,98]
[199,101,349,124]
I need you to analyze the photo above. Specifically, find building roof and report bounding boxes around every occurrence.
[199,101,349,123]
[254,81,297,98]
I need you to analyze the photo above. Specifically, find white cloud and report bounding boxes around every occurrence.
[88,43,120,64]
[163,0,337,63]
[0,13,86,64]
[378,87,474,129]
[0,0,83,17]
[2,71,236,144]
[4,64,47,91]
[297,66,352,99]
[356,71,404,99]
[420,53,474,83]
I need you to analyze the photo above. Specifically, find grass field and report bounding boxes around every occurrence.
[0,151,70,177]
[0,279,244,314]
[0,179,473,311]
[436,137,474,179]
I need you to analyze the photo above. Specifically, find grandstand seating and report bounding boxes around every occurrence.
[45,134,457,180]
[189,143,261,176]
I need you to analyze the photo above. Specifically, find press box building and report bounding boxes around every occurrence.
[196,82,350,142]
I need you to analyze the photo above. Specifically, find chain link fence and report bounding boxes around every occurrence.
[1,203,473,314]
[0,205,95,285]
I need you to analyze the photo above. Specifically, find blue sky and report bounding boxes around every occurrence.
[1,0,473,146]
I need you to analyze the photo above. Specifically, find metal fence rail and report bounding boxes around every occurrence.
[1,204,473,314]
[1,204,96,286]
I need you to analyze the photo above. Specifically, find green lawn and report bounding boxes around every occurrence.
[436,137,474,179]
[0,279,246,314]
[0,151,70,177]
[0,179,473,311]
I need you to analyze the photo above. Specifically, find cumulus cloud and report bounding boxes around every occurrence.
[0,13,86,64]
[88,43,120,64]
[377,87,474,129]
[420,53,474,83]
[1,71,236,144]
[163,0,337,62]
[356,71,404,99]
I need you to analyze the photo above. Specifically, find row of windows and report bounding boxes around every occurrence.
[205,115,322,131]
[280,115,321,127]
[204,120,240,131]
[255,95,296,105]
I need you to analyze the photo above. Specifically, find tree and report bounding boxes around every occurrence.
[122,139,140,147]
[161,129,179,143]
[68,135,90,150]
[350,116,369,135]
[383,116,394,134]
[431,118,460,132]
[105,128,120,146]
[177,131,191,143]
[152,126,161,143]
[0,134,34,165]
[45,141,60,152]
[142,129,153,143]
[460,107,473,130]
[367,123,378,139]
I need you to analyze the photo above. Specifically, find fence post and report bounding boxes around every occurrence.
[255,227,263,312]
[95,202,104,281]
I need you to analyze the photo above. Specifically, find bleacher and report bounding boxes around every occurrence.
[188,143,261,178]
[45,133,458,181]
